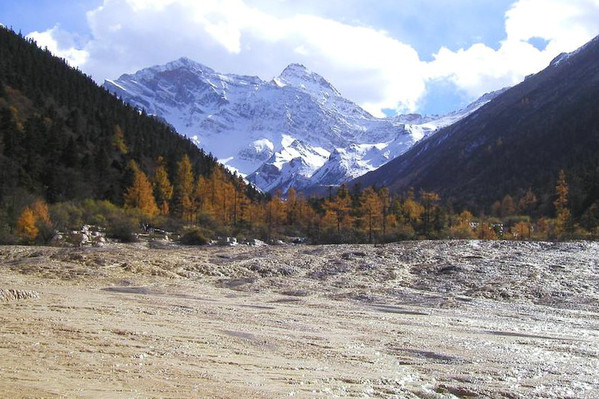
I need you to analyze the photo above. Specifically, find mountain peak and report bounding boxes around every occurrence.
[163,57,215,73]
[277,63,340,96]
[280,63,310,76]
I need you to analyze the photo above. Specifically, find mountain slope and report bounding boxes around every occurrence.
[104,59,500,193]
[0,27,251,205]
[354,35,599,215]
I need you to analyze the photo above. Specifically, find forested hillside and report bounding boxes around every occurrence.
[0,26,241,203]
[0,27,266,236]
[354,35,599,222]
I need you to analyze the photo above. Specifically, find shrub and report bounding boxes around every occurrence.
[106,213,139,242]
[50,202,83,231]
[179,227,209,245]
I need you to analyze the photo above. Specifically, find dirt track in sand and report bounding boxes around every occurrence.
[1,240,598,398]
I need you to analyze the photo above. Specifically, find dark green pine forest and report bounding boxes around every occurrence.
[0,27,257,208]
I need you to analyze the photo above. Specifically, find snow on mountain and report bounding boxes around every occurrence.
[104,58,502,193]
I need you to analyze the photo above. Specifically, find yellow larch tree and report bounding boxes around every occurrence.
[402,189,424,228]
[16,207,38,242]
[124,160,159,217]
[323,185,354,235]
[153,156,173,216]
[449,210,476,239]
[193,175,211,219]
[266,191,286,241]
[173,155,195,221]
[359,187,383,243]
[112,124,128,154]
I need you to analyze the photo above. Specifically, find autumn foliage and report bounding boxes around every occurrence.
[3,160,596,244]
[16,199,53,243]
[124,160,159,217]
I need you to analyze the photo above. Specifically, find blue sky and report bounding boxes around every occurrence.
[1,0,599,116]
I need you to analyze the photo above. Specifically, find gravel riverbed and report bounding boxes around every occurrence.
[1,240,598,398]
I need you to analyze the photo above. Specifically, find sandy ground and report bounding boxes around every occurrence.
[0,240,598,398]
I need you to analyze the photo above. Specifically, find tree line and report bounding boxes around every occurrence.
[1,25,597,245]
[9,163,596,245]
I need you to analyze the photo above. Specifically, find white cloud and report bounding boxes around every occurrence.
[24,0,599,116]
[427,0,599,99]
[84,0,428,116]
[27,26,89,68]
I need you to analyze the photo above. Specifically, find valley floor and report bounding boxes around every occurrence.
[0,240,598,398]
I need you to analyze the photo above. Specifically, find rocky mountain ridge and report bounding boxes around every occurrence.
[104,59,503,192]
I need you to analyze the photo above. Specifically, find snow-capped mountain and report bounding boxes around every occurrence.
[104,58,502,193]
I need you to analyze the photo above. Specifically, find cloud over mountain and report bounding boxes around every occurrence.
[27,0,599,116]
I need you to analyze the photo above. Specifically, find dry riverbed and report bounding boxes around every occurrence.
[1,240,598,398]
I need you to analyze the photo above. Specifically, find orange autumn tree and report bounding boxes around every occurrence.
[16,199,53,243]
[192,175,211,220]
[153,156,173,216]
[16,207,38,242]
[124,160,159,217]
[194,168,245,226]
[323,184,354,235]
[359,186,384,243]
[173,155,195,221]
[265,191,286,241]
[401,189,424,229]
[31,199,54,242]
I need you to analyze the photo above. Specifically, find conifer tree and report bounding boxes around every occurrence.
[518,188,538,215]
[286,188,298,226]
[324,184,354,235]
[512,221,531,240]
[359,187,383,243]
[402,189,424,229]
[173,155,195,221]
[124,160,159,217]
[266,191,286,241]
[449,210,476,239]
[477,220,498,240]
[378,187,392,236]
[554,169,571,236]
[420,190,440,237]
[500,194,516,218]
[112,124,128,154]
[193,175,212,219]
[153,156,173,215]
